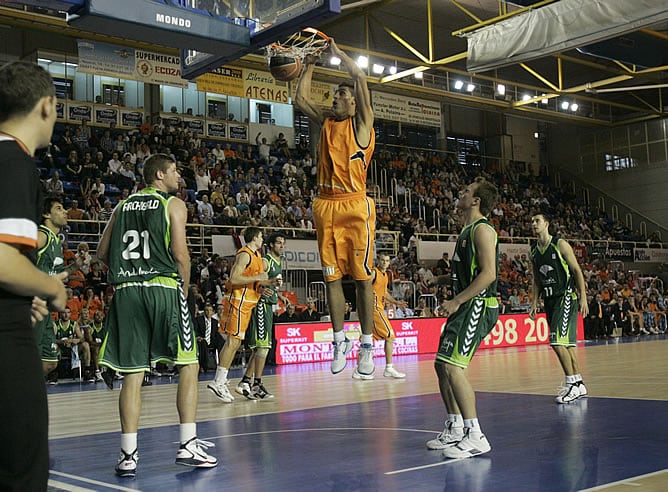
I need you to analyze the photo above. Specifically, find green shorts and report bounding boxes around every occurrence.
[435,297,499,369]
[247,302,274,350]
[35,315,58,363]
[544,291,579,347]
[99,277,198,373]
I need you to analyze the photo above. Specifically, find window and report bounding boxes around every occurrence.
[257,103,272,124]
[604,153,638,171]
[102,83,124,106]
[207,98,227,120]
[52,77,74,100]
[447,136,481,166]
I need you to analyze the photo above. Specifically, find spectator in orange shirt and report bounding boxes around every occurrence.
[66,259,86,294]
[82,287,102,317]
[65,287,82,321]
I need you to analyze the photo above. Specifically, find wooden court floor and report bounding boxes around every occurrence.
[46,335,668,491]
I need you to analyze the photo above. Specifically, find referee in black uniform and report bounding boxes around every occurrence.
[0,61,68,491]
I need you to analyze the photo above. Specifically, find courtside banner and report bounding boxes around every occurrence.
[275,313,584,364]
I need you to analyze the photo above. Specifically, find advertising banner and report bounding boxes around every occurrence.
[121,110,144,127]
[207,122,227,138]
[372,91,441,127]
[243,69,289,103]
[228,124,248,141]
[417,240,530,263]
[95,107,118,125]
[282,239,321,270]
[275,313,584,364]
[195,66,244,97]
[68,104,92,121]
[634,247,668,263]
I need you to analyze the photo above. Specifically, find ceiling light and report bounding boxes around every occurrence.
[330,56,341,66]
[466,83,475,92]
[454,80,464,90]
[414,71,423,79]
[522,94,531,101]
[541,98,549,105]
[496,83,505,95]
[356,55,368,69]
[561,101,570,110]
[570,103,579,111]
[372,63,384,74]
[534,132,540,139]
[388,65,397,75]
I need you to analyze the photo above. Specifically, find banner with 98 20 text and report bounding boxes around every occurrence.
[275,313,584,364]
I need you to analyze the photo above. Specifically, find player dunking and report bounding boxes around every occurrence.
[296,39,377,377]
[529,212,589,403]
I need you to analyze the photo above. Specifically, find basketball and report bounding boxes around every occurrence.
[269,55,303,82]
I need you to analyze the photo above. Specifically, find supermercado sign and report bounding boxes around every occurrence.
[275,313,584,364]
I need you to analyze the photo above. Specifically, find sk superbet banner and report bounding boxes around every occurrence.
[275,313,584,365]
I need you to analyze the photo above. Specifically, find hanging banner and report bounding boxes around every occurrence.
[290,80,335,107]
[195,66,244,97]
[121,110,144,127]
[372,90,441,127]
[186,119,204,133]
[244,69,289,103]
[207,122,227,138]
[77,40,188,88]
[68,104,92,121]
[634,247,668,263]
[228,125,248,141]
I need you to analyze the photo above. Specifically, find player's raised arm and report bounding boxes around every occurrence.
[295,54,326,125]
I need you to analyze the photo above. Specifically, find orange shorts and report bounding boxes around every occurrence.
[219,298,256,340]
[372,303,395,341]
[313,193,375,282]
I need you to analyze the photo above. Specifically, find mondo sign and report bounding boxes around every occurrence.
[275,313,583,364]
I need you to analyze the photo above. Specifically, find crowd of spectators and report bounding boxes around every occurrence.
[36,118,667,340]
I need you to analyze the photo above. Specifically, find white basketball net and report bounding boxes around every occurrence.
[266,27,330,61]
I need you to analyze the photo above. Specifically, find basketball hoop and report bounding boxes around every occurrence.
[266,27,330,62]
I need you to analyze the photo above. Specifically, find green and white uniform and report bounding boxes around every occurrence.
[99,187,197,373]
[54,318,77,361]
[247,253,282,349]
[35,225,64,362]
[436,217,499,368]
[530,235,579,347]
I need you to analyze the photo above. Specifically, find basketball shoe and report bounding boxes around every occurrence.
[175,437,217,468]
[426,421,464,450]
[577,381,588,397]
[207,380,235,403]
[352,368,375,380]
[252,383,274,400]
[555,383,581,404]
[356,343,375,376]
[115,449,138,477]
[331,338,352,374]
[383,366,406,379]
[235,381,257,400]
[442,428,491,459]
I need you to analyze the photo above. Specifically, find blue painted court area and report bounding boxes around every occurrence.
[49,392,668,491]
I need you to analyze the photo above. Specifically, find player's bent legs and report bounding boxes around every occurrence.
[551,345,577,376]
[434,360,461,415]
[253,347,269,377]
[177,363,198,423]
[355,279,374,336]
[119,372,144,433]
[219,337,242,369]
[444,363,477,419]
[326,279,346,333]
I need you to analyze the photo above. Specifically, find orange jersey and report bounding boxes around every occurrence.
[372,266,389,308]
[317,117,375,196]
[226,245,264,306]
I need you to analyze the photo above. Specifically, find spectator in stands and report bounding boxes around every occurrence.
[300,298,321,321]
[211,142,225,163]
[277,303,300,323]
[107,151,123,182]
[64,149,82,181]
[46,170,64,196]
[195,166,211,196]
[67,199,85,233]
[72,125,89,155]
[84,309,105,382]
[194,303,223,373]
[273,132,290,158]
[98,129,114,156]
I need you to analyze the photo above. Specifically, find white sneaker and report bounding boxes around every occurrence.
[356,343,375,376]
[555,383,581,404]
[95,370,103,382]
[175,437,217,468]
[115,449,138,477]
[352,368,375,380]
[383,366,406,379]
[442,428,491,459]
[207,381,235,403]
[331,339,352,374]
[235,381,257,400]
[426,422,464,450]
[577,382,588,397]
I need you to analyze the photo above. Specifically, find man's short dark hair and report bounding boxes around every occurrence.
[243,226,262,244]
[42,194,62,221]
[472,177,498,216]
[0,61,55,123]
[143,153,175,185]
[338,81,355,93]
[266,232,286,247]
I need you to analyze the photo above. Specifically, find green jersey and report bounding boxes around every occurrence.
[260,253,282,305]
[530,235,573,299]
[36,225,64,276]
[55,319,76,339]
[451,217,498,298]
[108,187,178,284]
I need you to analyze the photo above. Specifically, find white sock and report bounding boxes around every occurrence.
[565,375,577,384]
[449,414,464,428]
[464,418,481,432]
[333,330,345,343]
[361,334,373,345]
[214,366,228,384]
[574,374,583,383]
[121,433,137,454]
[179,423,196,444]
[386,363,393,369]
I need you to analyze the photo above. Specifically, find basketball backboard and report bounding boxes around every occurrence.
[180,0,340,80]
